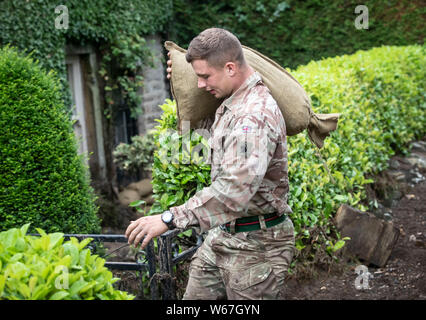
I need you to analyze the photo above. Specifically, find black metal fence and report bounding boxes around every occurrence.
[33,229,202,300]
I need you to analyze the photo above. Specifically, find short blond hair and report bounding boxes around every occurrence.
[186,28,246,68]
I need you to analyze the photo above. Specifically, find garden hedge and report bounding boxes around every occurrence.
[285,44,425,249]
[171,0,424,70]
[0,46,101,234]
[147,44,425,255]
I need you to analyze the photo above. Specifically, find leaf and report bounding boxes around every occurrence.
[332,240,346,252]
[20,223,31,236]
[181,175,194,185]
[31,285,50,300]
[29,276,38,294]
[176,189,184,201]
[167,194,178,206]
[35,228,47,237]
[48,233,64,250]
[196,172,206,183]
[294,186,302,197]
[79,281,96,295]
[63,243,79,265]
[0,275,5,296]
[69,277,88,296]
[9,262,28,279]
[3,229,19,248]
[15,237,27,252]
[49,291,70,300]
[78,238,93,250]
[19,283,31,299]
[333,194,347,202]
[129,200,146,207]
[79,249,90,268]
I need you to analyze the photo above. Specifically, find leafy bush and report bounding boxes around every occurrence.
[113,130,157,174]
[148,99,211,214]
[0,224,134,300]
[147,45,425,262]
[0,46,101,233]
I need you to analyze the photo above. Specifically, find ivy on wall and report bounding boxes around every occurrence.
[0,0,173,118]
[170,0,424,70]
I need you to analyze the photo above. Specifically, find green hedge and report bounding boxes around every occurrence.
[0,224,133,300]
[171,0,424,70]
[148,44,425,255]
[0,46,101,233]
[286,44,425,248]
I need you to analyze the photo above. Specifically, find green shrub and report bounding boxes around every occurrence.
[0,46,101,233]
[148,99,211,215]
[113,130,157,175]
[147,45,425,261]
[0,224,134,300]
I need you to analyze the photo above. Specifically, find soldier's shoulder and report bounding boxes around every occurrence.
[243,86,279,122]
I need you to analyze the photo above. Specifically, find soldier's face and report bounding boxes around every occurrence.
[192,59,234,99]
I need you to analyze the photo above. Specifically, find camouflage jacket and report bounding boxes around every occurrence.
[170,72,292,232]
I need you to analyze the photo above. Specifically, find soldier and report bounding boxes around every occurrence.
[125,28,295,300]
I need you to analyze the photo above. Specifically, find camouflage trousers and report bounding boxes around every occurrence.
[183,217,295,300]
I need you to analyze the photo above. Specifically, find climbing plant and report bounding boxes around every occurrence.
[0,0,173,117]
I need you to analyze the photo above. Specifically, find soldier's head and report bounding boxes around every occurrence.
[186,28,252,99]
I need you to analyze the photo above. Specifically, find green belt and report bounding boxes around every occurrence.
[222,213,286,233]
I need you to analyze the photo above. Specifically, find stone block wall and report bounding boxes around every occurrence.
[137,35,170,135]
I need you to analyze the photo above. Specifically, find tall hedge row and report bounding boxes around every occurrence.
[286,44,425,248]
[0,46,101,233]
[171,0,424,70]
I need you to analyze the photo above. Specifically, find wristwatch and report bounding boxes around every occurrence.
[161,210,175,230]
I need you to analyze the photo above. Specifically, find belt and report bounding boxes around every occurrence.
[221,213,286,233]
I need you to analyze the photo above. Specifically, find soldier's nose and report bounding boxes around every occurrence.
[198,78,206,89]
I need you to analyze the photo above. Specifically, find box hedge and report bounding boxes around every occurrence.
[0,46,101,234]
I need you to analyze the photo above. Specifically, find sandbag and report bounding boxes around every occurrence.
[164,41,339,148]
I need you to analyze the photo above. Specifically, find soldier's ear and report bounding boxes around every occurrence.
[224,62,237,77]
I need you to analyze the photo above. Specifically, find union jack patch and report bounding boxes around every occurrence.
[242,125,252,133]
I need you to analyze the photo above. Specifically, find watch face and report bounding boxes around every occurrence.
[162,211,173,223]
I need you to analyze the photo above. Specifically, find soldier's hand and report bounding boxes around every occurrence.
[166,51,172,80]
[125,214,168,249]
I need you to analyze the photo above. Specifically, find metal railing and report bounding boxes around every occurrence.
[32,229,202,300]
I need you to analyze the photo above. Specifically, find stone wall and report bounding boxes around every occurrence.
[137,35,170,135]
